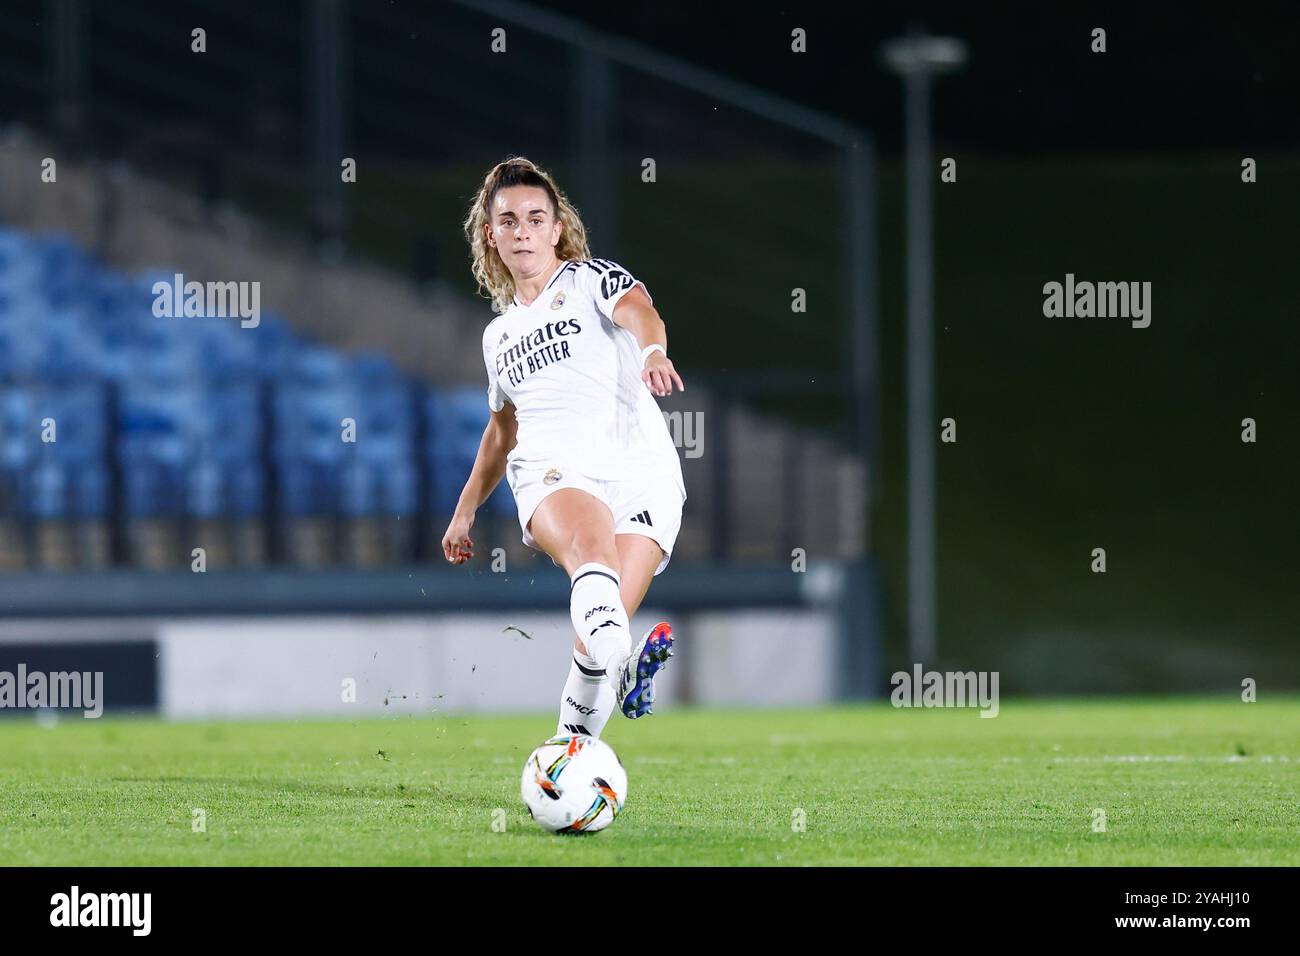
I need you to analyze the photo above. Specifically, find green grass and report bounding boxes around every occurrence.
[1,696,1295,865]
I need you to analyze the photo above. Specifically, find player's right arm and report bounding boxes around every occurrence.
[442,401,517,565]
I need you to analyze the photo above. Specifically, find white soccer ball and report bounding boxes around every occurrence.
[520,734,628,834]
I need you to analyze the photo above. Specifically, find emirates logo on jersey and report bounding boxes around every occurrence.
[495,318,582,388]
[543,468,562,485]
[550,290,566,310]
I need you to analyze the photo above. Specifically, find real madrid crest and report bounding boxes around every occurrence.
[543,467,562,485]
[550,290,566,310]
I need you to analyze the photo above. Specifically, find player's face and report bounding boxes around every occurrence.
[486,186,562,276]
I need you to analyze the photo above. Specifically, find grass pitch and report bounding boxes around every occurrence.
[0,696,1295,866]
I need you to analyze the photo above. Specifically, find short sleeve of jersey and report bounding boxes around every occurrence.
[580,258,652,323]
[482,322,507,413]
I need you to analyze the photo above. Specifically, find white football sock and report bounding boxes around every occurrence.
[555,651,615,738]
[569,562,632,677]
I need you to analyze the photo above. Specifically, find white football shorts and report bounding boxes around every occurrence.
[505,458,685,576]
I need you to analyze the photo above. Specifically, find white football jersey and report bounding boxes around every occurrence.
[481,258,685,495]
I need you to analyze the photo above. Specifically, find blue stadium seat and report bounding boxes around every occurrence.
[0,387,36,472]
[121,461,188,518]
[426,387,512,516]
[25,461,67,520]
[0,229,460,562]
[31,384,107,463]
[277,458,341,517]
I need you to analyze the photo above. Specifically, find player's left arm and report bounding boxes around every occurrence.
[612,285,685,398]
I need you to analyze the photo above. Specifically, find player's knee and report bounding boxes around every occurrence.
[567,529,618,571]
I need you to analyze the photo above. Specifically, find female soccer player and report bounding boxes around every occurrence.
[441,157,686,738]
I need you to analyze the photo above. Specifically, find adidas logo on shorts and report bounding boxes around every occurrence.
[629,510,653,527]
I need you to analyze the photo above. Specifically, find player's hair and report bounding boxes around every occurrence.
[464,157,591,314]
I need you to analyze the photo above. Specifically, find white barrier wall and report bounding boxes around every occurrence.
[687,610,839,705]
[0,609,837,718]
[158,612,638,718]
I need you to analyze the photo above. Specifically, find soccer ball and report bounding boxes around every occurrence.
[520,734,627,834]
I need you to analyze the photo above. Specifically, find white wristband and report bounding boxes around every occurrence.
[641,343,666,364]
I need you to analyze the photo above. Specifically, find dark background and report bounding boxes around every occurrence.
[543,0,1300,154]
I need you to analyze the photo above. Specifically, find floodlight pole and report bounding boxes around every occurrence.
[307,0,348,255]
[882,32,967,666]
